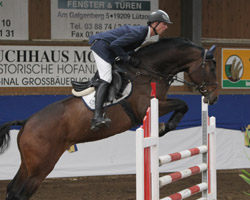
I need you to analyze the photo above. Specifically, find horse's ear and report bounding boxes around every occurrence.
[206,45,216,60]
[209,45,216,53]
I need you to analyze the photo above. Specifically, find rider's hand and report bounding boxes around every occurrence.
[115,56,122,62]
[127,56,140,67]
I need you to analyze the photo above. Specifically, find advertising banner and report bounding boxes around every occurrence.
[222,48,250,88]
[0,0,28,40]
[0,46,95,87]
[51,0,158,40]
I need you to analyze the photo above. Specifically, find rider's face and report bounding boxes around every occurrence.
[156,22,168,35]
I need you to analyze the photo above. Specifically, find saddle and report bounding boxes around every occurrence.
[71,64,130,103]
[72,64,140,127]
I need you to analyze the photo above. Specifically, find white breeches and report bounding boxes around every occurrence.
[92,51,112,83]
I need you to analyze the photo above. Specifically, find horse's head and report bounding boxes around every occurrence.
[187,45,218,105]
[132,38,219,104]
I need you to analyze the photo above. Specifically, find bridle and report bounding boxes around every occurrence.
[171,49,218,96]
[133,48,218,97]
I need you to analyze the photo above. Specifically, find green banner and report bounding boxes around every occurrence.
[59,0,151,10]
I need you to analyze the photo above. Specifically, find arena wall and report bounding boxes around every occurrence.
[0,0,250,95]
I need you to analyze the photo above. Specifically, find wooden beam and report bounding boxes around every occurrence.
[181,0,202,45]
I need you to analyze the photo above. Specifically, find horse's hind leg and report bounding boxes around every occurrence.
[6,174,44,200]
[159,98,188,137]
[6,129,29,200]
[6,153,61,200]
[8,175,45,200]
[6,133,65,199]
[5,152,44,200]
[6,162,28,200]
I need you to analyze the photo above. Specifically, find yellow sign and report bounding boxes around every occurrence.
[222,48,250,88]
[244,125,250,148]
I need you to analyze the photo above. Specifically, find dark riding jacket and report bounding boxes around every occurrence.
[89,25,149,63]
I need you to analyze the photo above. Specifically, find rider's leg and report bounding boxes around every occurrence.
[91,79,111,130]
[91,51,112,130]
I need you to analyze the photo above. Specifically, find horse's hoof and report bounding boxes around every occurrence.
[159,122,170,137]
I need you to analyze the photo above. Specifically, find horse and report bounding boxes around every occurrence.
[0,37,218,200]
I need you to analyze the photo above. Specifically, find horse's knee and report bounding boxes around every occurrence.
[176,100,188,113]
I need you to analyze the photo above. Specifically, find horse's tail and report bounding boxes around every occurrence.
[0,120,27,154]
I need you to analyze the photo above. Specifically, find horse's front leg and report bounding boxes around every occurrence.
[159,98,188,137]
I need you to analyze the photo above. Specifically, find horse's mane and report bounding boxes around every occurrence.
[135,37,202,56]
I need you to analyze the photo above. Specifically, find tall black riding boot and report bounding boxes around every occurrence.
[91,80,111,131]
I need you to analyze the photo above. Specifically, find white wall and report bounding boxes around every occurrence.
[0,127,249,180]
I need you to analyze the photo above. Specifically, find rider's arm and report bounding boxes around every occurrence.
[110,31,144,61]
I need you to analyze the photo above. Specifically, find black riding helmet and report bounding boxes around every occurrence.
[147,10,172,35]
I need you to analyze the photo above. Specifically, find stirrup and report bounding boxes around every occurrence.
[91,114,111,131]
[102,113,111,125]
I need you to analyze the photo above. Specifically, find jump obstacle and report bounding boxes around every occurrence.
[136,96,217,200]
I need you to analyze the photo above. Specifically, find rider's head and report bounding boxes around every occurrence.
[147,10,172,36]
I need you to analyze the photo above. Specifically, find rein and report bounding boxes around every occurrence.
[133,48,218,96]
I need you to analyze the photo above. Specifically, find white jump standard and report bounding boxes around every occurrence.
[136,97,217,200]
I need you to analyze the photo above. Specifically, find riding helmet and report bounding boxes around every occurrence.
[147,10,172,25]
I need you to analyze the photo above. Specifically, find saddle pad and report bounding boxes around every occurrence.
[82,82,132,110]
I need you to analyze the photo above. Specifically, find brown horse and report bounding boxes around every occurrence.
[0,37,218,200]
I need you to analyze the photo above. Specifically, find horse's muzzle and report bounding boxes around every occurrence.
[203,95,218,105]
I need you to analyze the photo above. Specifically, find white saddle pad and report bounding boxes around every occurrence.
[82,82,132,110]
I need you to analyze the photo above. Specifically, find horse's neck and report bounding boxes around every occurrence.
[128,44,202,84]
[141,59,186,78]
[147,48,201,76]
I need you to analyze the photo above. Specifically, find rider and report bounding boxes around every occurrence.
[89,10,172,131]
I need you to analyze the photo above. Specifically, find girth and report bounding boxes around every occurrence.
[120,100,141,128]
